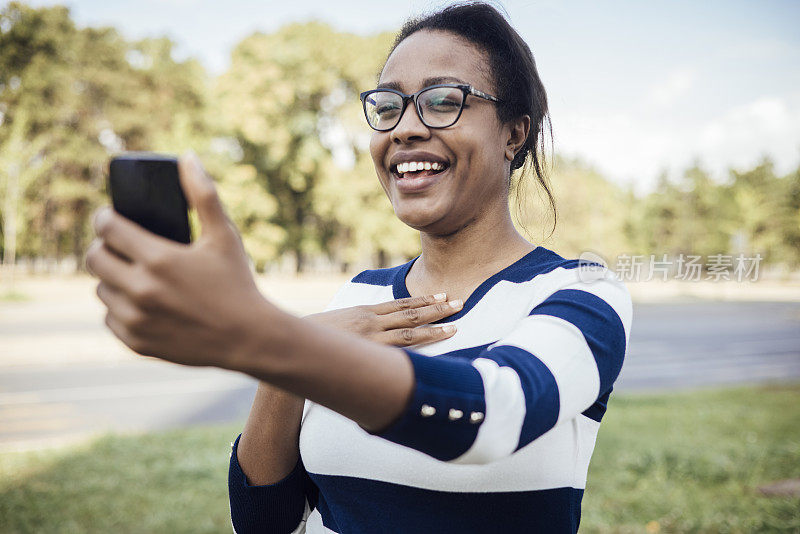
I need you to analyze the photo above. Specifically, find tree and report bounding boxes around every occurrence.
[0,3,209,272]
[511,156,631,261]
[216,22,412,273]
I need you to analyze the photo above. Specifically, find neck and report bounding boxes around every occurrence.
[413,204,537,291]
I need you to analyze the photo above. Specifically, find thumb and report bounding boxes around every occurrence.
[177,151,236,243]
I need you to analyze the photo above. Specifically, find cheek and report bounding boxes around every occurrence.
[369,134,392,197]
[369,133,387,170]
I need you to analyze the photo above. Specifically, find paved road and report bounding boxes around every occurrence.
[1,300,799,450]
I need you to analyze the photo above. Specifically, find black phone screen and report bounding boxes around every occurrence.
[108,153,192,244]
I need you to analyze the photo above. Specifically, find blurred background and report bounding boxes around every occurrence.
[0,1,798,532]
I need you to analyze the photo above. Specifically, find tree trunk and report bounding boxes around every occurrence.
[377,249,388,269]
[72,200,88,273]
[294,248,306,274]
[2,164,19,291]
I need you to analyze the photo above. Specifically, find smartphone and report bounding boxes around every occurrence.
[108,152,192,244]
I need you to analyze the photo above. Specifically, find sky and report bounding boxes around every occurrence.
[25,0,800,192]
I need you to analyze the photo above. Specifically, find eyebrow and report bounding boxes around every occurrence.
[376,76,468,91]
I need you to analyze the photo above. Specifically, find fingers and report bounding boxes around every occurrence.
[92,206,177,265]
[380,298,463,330]
[381,324,458,347]
[85,238,137,291]
[96,281,145,330]
[368,293,447,315]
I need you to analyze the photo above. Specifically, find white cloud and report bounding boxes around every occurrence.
[696,95,800,174]
[645,68,695,107]
[552,93,800,193]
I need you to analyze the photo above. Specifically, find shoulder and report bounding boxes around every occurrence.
[484,246,626,306]
[526,247,632,344]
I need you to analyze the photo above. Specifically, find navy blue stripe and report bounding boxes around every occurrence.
[228,434,309,534]
[480,346,561,451]
[351,259,411,286]
[366,350,485,461]
[582,389,611,422]
[424,341,492,361]
[307,472,584,534]
[529,289,626,396]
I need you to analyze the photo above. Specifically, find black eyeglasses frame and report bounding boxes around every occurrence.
[359,83,501,132]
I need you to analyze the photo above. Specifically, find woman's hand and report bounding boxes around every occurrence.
[306,294,463,346]
[85,152,275,369]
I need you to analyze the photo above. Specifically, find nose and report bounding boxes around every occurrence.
[390,101,431,145]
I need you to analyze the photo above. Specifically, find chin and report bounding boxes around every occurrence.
[392,202,459,234]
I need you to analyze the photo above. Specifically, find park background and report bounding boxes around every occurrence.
[1,0,799,532]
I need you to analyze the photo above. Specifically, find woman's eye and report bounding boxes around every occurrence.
[425,98,460,112]
[377,104,400,117]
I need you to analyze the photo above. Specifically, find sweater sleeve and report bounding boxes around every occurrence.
[365,268,632,464]
[228,434,317,534]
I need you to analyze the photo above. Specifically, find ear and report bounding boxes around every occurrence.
[505,115,531,162]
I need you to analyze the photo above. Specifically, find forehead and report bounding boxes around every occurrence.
[379,30,493,93]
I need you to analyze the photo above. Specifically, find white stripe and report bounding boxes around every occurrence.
[323,281,394,312]
[305,508,338,533]
[574,415,601,488]
[493,315,600,425]
[406,273,566,355]
[301,403,596,491]
[451,358,526,464]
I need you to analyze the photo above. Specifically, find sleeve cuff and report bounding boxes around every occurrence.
[364,349,487,461]
[228,434,307,534]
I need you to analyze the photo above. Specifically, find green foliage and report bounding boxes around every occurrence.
[214,23,405,272]
[512,156,632,260]
[1,384,797,532]
[625,157,800,270]
[0,2,208,270]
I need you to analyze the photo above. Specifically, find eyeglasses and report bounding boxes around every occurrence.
[359,83,500,132]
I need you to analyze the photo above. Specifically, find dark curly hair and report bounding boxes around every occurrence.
[387,1,556,235]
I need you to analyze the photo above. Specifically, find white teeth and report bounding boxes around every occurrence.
[394,161,447,175]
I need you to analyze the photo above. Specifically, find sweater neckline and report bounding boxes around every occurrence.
[392,246,546,324]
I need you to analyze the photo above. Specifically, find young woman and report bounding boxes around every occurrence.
[86,3,632,533]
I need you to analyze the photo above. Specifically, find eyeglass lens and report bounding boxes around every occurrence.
[364,86,466,130]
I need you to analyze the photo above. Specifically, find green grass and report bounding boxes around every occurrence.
[582,383,800,533]
[1,384,798,533]
[0,290,30,302]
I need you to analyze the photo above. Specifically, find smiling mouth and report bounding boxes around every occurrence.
[392,160,450,179]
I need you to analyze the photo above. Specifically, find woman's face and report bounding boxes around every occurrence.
[369,30,517,235]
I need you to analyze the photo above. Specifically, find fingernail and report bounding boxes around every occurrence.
[449,299,463,309]
[184,150,211,182]
[93,207,111,232]
[433,293,446,301]
[442,325,456,334]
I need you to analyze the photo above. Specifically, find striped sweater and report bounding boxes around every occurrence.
[229,246,633,533]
